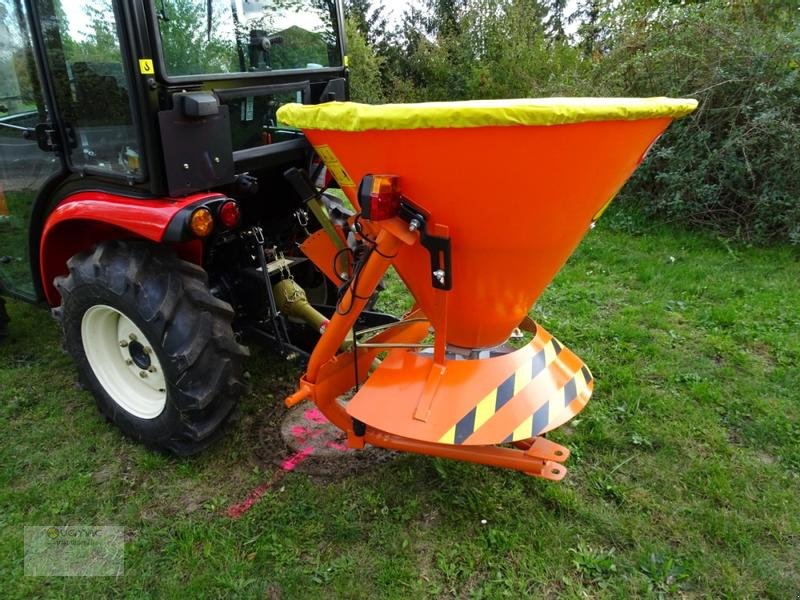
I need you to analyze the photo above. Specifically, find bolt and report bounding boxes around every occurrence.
[408,218,421,232]
[139,371,148,379]
[143,346,152,355]
[125,359,133,366]
[128,333,137,341]
[433,269,446,285]
[119,340,128,348]
[148,366,157,373]
[182,163,189,171]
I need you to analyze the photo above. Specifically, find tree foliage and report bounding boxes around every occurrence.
[344,0,800,245]
[593,0,800,244]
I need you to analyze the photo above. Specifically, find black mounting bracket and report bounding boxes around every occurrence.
[398,202,452,291]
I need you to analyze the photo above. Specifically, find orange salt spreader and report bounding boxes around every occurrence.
[278,97,697,481]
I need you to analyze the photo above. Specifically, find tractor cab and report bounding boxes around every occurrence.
[0,0,346,300]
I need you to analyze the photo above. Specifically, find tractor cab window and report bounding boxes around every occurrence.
[0,1,61,297]
[219,84,307,151]
[36,0,143,179]
[157,0,343,77]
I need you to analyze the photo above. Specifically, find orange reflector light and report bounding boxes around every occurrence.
[358,174,400,221]
[189,207,214,237]
[219,200,241,229]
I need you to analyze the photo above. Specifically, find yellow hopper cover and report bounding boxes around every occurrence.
[277,97,698,131]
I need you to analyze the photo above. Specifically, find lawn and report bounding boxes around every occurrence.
[1,222,799,598]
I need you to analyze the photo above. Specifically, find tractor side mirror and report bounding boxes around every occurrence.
[248,30,284,71]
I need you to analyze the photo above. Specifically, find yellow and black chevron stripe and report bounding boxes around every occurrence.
[438,337,575,445]
[438,340,594,445]
[502,364,593,443]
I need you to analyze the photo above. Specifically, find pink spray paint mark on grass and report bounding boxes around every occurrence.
[226,408,345,519]
[291,425,325,443]
[304,408,328,424]
[280,446,315,471]
[226,471,283,519]
[226,445,315,519]
[325,441,349,452]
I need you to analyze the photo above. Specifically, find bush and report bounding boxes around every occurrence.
[598,0,800,244]
[344,18,385,104]
[348,0,800,244]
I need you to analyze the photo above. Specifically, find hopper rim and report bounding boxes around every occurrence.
[277,97,698,132]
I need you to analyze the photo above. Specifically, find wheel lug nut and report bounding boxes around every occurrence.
[125,359,133,365]
[119,340,128,348]
[144,347,152,355]
[129,333,137,341]
[148,366,157,373]
[139,371,148,378]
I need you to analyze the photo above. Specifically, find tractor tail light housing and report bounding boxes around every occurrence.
[358,174,400,221]
[218,200,241,229]
[189,207,214,238]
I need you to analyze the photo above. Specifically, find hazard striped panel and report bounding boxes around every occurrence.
[438,338,565,445]
[502,363,594,443]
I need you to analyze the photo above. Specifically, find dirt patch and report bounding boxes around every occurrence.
[747,341,777,370]
[251,401,394,480]
[755,450,776,465]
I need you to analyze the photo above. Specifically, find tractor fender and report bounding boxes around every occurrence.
[39,191,223,306]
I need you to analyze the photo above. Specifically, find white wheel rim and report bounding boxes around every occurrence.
[81,305,167,419]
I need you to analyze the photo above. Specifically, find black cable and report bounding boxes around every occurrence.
[332,246,353,283]
[333,212,399,318]
[335,243,375,316]
[352,215,398,258]
[352,331,360,391]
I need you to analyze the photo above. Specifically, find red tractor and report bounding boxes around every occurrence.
[1,0,695,479]
[0,0,356,454]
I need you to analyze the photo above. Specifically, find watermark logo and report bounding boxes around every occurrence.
[24,526,124,577]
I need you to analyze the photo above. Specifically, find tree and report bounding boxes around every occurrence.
[344,0,388,48]
[571,0,605,58]
[344,16,384,103]
[544,0,568,41]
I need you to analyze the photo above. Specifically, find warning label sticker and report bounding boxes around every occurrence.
[314,145,355,188]
[138,59,154,75]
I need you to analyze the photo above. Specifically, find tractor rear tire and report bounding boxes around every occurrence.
[0,296,9,342]
[55,240,249,455]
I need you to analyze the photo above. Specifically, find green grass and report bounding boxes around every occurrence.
[1,223,799,598]
[0,190,36,295]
